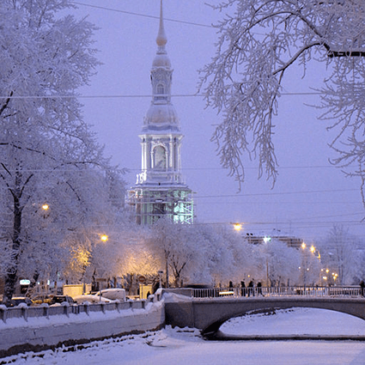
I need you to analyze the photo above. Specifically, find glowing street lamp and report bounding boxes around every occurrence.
[232,223,242,232]
[42,204,49,211]
[100,234,108,242]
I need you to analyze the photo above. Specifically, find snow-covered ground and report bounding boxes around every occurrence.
[2,308,365,365]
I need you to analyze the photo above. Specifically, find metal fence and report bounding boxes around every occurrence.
[191,286,363,299]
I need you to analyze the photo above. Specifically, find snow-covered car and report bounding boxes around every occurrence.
[95,288,126,302]
[1,297,32,307]
[72,295,115,305]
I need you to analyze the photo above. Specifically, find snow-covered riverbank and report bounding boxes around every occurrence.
[2,308,365,365]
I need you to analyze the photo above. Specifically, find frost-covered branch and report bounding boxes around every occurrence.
[200,0,365,188]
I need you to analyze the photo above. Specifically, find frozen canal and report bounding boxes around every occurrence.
[2,308,365,365]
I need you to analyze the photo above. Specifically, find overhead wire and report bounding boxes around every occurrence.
[0,92,322,100]
[71,1,214,28]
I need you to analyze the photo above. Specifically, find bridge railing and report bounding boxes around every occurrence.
[0,293,163,324]
[191,286,362,299]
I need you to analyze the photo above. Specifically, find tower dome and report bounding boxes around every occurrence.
[143,103,180,131]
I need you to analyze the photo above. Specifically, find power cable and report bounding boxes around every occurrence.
[0,91,322,100]
[193,188,359,199]
[72,2,213,28]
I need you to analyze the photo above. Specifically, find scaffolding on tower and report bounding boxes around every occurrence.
[127,187,194,225]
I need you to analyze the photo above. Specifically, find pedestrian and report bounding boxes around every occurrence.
[257,282,263,296]
[248,280,254,297]
[360,281,365,297]
[152,281,159,294]
[229,281,233,291]
[241,281,246,297]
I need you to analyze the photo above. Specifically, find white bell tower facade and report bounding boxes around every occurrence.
[127,0,194,225]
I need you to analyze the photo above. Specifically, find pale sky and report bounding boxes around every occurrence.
[72,0,364,242]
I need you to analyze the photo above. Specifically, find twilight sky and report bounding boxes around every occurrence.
[71,0,364,242]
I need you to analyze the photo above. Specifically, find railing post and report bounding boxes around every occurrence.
[62,302,69,317]
[43,305,49,319]
[22,307,28,322]
[0,306,7,323]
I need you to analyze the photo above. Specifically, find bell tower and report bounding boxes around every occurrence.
[127,0,194,225]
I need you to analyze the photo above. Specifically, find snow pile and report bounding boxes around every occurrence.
[162,292,193,303]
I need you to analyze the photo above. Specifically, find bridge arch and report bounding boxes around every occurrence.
[198,298,365,337]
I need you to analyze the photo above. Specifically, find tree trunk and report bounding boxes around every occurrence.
[4,193,22,302]
[25,271,40,298]
[165,252,169,288]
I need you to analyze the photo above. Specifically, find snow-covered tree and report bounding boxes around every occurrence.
[296,243,321,286]
[200,0,365,193]
[317,225,364,284]
[192,224,235,286]
[0,0,124,301]
[255,238,302,287]
[213,226,254,286]
[146,218,208,287]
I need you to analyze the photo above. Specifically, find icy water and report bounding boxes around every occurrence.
[2,308,365,365]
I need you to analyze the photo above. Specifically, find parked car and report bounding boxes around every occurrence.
[50,295,75,305]
[1,297,32,307]
[31,295,53,305]
[73,295,115,305]
[95,288,126,302]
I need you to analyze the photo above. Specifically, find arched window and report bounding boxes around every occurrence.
[157,84,165,95]
[153,146,166,170]
[155,84,166,101]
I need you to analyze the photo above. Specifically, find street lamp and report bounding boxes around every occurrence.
[232,223,242,232]
[100,234,108,242]
[42,204,49,211]
[158,270,163,289]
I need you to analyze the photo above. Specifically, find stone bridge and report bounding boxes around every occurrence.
[164,295,365,337]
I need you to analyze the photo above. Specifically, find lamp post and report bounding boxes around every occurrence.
[158,270,163,289]
[95,234,108,297]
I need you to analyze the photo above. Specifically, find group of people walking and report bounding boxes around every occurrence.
[239,280,263,297]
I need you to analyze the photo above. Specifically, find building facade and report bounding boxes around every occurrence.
[127,1,194,225]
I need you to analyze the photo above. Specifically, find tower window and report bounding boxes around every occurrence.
[153,145,166,170]
[157,84,165,94]
[155,84,167,101]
